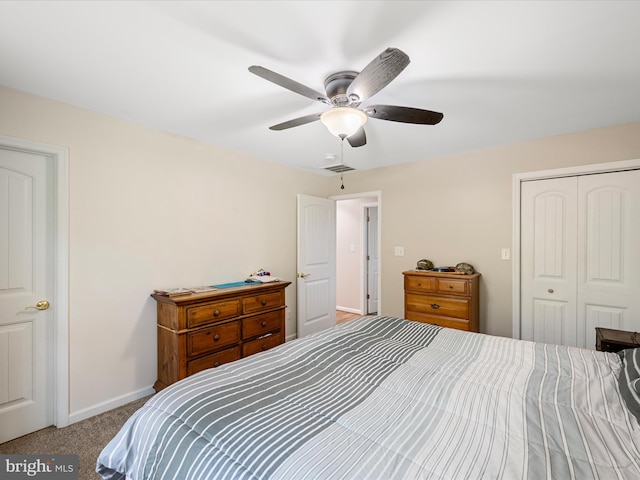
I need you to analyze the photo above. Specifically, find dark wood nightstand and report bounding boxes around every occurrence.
[595,327,640,353]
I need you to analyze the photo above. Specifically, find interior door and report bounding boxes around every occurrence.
[521,177,578,346]
[0,147,53,443]
[297,194,336,338]
[577,170,640,348]
[366,206,379,314]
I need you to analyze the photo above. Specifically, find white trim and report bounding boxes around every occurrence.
[0,134,70,428]
[68,386,154,424]
[512,158,640,339]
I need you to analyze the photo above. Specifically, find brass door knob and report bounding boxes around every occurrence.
[25,300,50,311]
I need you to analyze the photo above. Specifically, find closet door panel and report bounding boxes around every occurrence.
[578,170,640,349]
[520,177,578,346]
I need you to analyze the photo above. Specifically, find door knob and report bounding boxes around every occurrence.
[25,300,50,311]
[548,289,554,294]
[298,273,310,278]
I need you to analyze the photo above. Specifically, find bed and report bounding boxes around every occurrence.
[97,315,640,479]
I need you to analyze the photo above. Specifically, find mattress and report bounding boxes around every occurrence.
[97,315,640,479]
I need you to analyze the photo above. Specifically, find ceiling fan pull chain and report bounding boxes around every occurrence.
[340,138,345,189]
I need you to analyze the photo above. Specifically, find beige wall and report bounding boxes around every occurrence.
[343,121,640,337]
[0,86,329,419]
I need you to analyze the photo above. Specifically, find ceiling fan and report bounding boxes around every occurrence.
[249,48,444,148]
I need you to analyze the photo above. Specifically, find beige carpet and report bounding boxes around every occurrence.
[0,395,152,480]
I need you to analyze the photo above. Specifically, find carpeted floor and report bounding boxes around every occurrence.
[0,395,152,480]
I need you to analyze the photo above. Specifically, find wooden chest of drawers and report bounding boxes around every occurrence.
[152,281,290,391]
[403,270,480,332]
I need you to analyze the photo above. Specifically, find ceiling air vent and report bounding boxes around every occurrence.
[323,163,355,173]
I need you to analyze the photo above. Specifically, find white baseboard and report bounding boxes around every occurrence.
[285,333,297,342]
[336,306,361,314]
[67,385,155,425]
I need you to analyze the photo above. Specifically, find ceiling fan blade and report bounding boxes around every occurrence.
[347,126,367,147]
[249,65,331,105]
[346,48,410,102]
[365,105,444,125]
[269,112,322,131]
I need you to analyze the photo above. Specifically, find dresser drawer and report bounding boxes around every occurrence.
[407,313,471,331]
[405,293,470,320]
[187,346,241,376]
[187,300,240,328]
[242,310,283,339]
[242,331,283,357]
[436,278,468,295]
[187,321,240,357]
[242,291,284,314]
[404,275,436,293]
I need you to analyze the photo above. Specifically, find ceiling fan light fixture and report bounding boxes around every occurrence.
[320,107,367,138]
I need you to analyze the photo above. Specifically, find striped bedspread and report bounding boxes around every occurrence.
[97,316,640,479]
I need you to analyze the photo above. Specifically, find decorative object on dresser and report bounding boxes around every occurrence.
[403,270,480,332]
[415,259,434,271]
[151,280,290,391]
[595,327,640,352]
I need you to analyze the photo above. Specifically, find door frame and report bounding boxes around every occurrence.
[0,134,69,428]
[512,158,640,339]
[332,191,382,316]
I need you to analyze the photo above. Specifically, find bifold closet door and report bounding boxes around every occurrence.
[520,169,640,349]
[577,170,640,349]
[521,176,578,346]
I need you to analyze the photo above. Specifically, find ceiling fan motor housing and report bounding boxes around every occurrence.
[324,71,359,105]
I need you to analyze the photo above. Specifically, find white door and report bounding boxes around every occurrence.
[297,194,336,338]
[577,170,640,348]
[0,147,54,443]
[366,206,379,314]
[521,177,578,345]
[520,170,640,348]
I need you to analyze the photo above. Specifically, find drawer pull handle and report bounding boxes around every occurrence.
[449,285,454,289]
[430,303,440,309]
[214,362,220,367]
[214,309,220,316]
[261,344,268,351]
[548,288,554,294]
[261,300,267,306]
[261,321,267,327]
[213,334,220,341]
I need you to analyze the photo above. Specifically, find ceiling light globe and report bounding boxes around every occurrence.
[320,107,368,138]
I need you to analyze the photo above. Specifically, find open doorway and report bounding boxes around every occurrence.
[334,193,380,319]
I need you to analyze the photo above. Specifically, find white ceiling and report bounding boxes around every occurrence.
[1,1,639,175]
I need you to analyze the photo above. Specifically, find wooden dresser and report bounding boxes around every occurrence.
[596,327,640,352]
[403,270,480,332]
[152,281,290,391]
